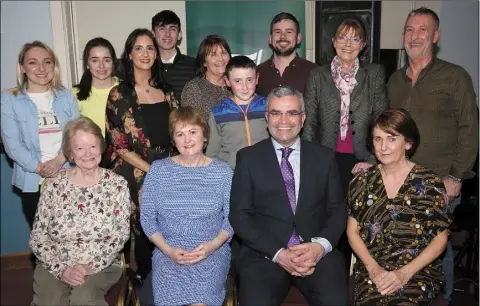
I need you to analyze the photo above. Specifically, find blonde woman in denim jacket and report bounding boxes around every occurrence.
[1,41,80,230]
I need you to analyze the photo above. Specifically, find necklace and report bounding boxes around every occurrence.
[136,83,152,94]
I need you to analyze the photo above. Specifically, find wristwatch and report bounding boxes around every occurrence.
[447,175,462,183]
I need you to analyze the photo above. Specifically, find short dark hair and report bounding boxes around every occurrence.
[194,35,232,77]
[370,108,420,158]
[266,86,305,112]
[225,56,256,79]
[406,7,440,30]
[151,10,181,31]
[270,12,300,34]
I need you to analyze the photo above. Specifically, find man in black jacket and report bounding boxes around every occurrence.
[230,86,348,305]
[152,10,195,103]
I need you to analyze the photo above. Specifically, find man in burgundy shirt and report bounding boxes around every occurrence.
[256,12,317,97]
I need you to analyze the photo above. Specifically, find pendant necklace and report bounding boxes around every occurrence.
[136,82,151,94]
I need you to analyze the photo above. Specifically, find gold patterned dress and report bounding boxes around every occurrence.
[348,164,452,305]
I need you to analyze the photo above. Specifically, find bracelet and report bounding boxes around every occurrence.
[447,175,462,183]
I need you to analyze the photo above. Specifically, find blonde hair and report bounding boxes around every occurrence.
[12,41,63,95]
[62,116,105,163]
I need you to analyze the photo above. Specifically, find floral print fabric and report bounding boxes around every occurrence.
[331,56,359,141]
[105,82,178,234]
[29,168,131,279]
[348,164,452,305]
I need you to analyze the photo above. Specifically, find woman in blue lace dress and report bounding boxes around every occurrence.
[141,106,233,306]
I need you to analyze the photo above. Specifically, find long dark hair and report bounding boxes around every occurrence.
[74,37,117,101]
[119,28,166,90]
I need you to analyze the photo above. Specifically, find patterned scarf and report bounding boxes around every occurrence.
[331,56,359,141]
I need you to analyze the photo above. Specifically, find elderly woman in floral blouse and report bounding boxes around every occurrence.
[29,117,130,306]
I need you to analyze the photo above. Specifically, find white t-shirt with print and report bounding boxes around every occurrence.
[28,91,62,163]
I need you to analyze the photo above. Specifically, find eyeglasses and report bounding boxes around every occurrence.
[132,45,157,53]
[335,35,363,46]
[266,110,304,119]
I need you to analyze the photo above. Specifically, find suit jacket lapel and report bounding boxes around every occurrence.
[296,140,309,215]
[262,140,295,220]
[350,66,366,110]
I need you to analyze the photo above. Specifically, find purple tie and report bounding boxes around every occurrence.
[280,147,300,247]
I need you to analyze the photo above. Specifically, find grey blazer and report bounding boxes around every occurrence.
[302,62,388,163]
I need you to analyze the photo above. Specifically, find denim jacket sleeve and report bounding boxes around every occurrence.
[1,91,39,173]
[57,90,80,156]
[66,90,80,121]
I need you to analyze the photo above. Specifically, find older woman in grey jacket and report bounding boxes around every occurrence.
[302,18,388,272]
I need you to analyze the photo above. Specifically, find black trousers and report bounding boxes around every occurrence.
[133,222,154,280]
[334,152,358,277]
[132,152,169,280]
[21,191,41,230]
[114,163,153,280]
[236,249,348,306]
[139,271,154,306]
[21,190,41,267]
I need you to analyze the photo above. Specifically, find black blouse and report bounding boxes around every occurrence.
[140,102,171,148]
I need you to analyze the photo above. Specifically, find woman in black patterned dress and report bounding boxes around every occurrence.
[347,108,452,305]
[105,28,178,281]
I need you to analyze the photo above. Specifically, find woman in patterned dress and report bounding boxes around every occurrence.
[105,28,179,280]
[141,106,233,306]
[347,108,451,305]
[29,117,131,305]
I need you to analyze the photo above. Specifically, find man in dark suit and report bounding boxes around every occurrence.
[230,86,348,305]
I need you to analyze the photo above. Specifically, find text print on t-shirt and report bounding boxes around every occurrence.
[37,110,62,162]
[29,91,63,162]
[38,110,60,134]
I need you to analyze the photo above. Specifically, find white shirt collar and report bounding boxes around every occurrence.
[161,50,177,64]
[271,137,301,152]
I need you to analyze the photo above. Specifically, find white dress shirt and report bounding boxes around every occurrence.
[161,50,177,64]
[270,137,332,262]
